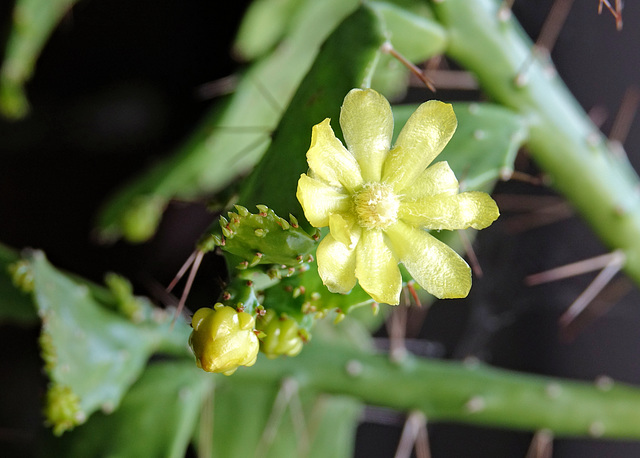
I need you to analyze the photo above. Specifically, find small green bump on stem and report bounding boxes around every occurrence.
[371,302,380,316]
[254,228,267,238]
[589,421,606,438]
[8,259,34,292]
[255,305,266,317]
[462,356,481,370]
[473,129,486,140]
[312,231,320,241]
[545,382,562,399]
[292,286,305,298]
[295,255,304,263]
[298,328,311,343]
[497,4,512,22]
[219,215,229,228]
[586,132,602,148]
[101,402,115,414]
[236,261,249,270]
[227,212,241,224]
[221,225,233,238]
[267,268,281,280]
[334,309,346,324]
[465,395,486,414]
[286,267,295,277]
[256,204,269,216]
[301,302,314,314]
[500,167,514,181]
[345,359,364,377]
[222,291,232,301]
[278,217,290,230]
[310,292,321,301]
[595,375,615,391]
[249,252,263,267]
[234,205,250,217]
[514,71,528,88]
[289,214,299,228]
[306,254,314,263]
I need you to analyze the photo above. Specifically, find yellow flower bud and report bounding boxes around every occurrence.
[189,304,259,375]
[258,310,304,359]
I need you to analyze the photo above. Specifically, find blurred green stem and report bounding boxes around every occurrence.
[236,339,640,439]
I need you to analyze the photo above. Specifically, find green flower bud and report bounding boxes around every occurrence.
[258,310,304,359]
[189,304,259,375]
[44,384,85,436]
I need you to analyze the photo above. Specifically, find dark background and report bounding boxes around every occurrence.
[1,0,639,457]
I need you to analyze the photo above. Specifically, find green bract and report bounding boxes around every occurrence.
[296,88,499,305]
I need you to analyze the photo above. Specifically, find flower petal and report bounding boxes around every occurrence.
[399,161,459,198]
[399,191,500,230]
[329,213,357,247]
[307,118,363,193]
[316,232,359,294]
[297,174,351,227]
[386,221,471,299]
[340,88,393,182]
[355,229,401,305]
[383,101,457,190]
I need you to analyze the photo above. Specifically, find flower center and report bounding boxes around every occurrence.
[354,182,400,230]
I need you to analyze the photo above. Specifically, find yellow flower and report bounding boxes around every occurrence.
[189,304,260,375]
[296,88,499,305]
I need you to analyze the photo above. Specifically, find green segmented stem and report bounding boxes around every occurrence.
[235,339,640,439]
[206,205,319,268]
[432,0,640,286]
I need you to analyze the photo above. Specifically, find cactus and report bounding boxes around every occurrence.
[6,0,640,455]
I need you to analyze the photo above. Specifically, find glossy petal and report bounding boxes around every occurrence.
[329,213,357,247]
[398,161,459,198]
[307,118,363,193]
[383,101,457,190]
[316,231,360,294]
[355,229,401,305]
[386,221,471,299]
[297,174,351,227]
[340,88,393,182]
[399,191,500,230]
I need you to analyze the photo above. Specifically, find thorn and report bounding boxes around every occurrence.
[561,276,632,341]
[166,250,197,293]
[171,250,205,329]
[526,250,625,286]
[458,230,483,278]
[394,411,430,458]
[558,251,625,328]
[535,0,575,53]
[381,41,436,92]
[525,429,553,458]
[609,86,640,145]
[598,0,623,30]
[406,281,422,307]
